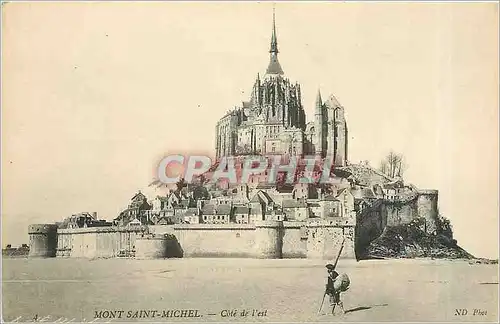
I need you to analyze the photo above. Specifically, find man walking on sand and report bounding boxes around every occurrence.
[318,238,349,316]
[325,263,345,315]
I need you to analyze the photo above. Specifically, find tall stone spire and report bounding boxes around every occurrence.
[265,7,284,76]
[315,89,322,109]
[315,88,324,156]
[270,7,278,54]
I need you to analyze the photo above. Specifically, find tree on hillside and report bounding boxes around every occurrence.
[175,178,187,193]
[192,185,210,200]
[379,151,407,178]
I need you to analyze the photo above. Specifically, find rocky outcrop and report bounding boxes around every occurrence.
[366,218,474,259]
[339,164,394,187]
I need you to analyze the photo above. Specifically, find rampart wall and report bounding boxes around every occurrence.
[281,223,308,258]
[174,224,257,258]
[381,190,439,233]
[29,190,437,260]
[31,219,356,260]
[56,226,146,258]
[354,189,440,258]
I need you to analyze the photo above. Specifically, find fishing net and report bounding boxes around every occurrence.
[333,273,350,292]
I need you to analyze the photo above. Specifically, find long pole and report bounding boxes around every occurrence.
[332,237,346,269]
[319,232,347,314]
[318,290,326,314]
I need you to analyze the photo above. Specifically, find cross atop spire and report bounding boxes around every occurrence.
[265,5,284,76]
[270,6,278,54]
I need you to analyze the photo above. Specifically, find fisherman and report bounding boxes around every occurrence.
[325,263,345,315]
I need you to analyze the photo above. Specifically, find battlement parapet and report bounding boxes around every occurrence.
[282,221,306,229]
[28,223,58,257]
[418,189,439,195]
[255,220,284,229]
[174,224,255,231]
[57,225,147,234]
[384,192,419,204]
[28,224,58,234]
[306,218,355,228]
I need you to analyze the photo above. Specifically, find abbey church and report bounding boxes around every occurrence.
[215,11,348,166]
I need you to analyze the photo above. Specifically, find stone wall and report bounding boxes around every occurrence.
[380,190,439,234]
[383,202,418,227]
[254,221,283,258]
[56,226,146,258]
[417,190,439,233]
[281,222,307,258]
[135,236,169,259]
[28,224,58,257]
[39,219,357,260]
[353,189,440,258]
[148,225,176,235]
[355,202,386,258]
[305,219,356,259]
[173,224,256,258]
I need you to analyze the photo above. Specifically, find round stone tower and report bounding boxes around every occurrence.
[28,224,58,257]
[254,220,283,259]
[417,190,439,234]
[135,234,168,259]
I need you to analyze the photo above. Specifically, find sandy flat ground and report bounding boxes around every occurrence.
[2,258,498,322]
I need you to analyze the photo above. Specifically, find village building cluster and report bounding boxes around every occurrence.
[110,163,420,229]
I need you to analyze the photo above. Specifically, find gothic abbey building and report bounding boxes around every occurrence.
[215,13,348,167]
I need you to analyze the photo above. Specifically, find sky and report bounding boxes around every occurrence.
[2,2,498,259]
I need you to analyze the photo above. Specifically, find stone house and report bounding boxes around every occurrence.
[282,199,309,221]
[151,196,168,212]
[211,195,233,206]
[249,190,275,214]
[164,191,193,209]
[292,183,315,200]
[233,206,250,224]
[114,191,151,226]
[266,187,294,205]
[201,204,231,224]
[336,188,356,219]
[166,192,180,208]
[321,195,341,218]
[249,205,264,223]
[265,209,285,221]
[184,208,200,224]
[233,184,250,205]
[307,200,322,218]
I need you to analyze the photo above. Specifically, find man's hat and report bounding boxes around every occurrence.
[325,264,335,270]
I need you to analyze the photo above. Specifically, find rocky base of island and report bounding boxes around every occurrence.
[365,219,496,264]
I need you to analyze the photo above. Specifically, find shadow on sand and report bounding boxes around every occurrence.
[345,303,388,314]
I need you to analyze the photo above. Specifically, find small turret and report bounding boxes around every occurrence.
[314,89,324,156]
[251,73,262,106]
[315,89,323,111]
